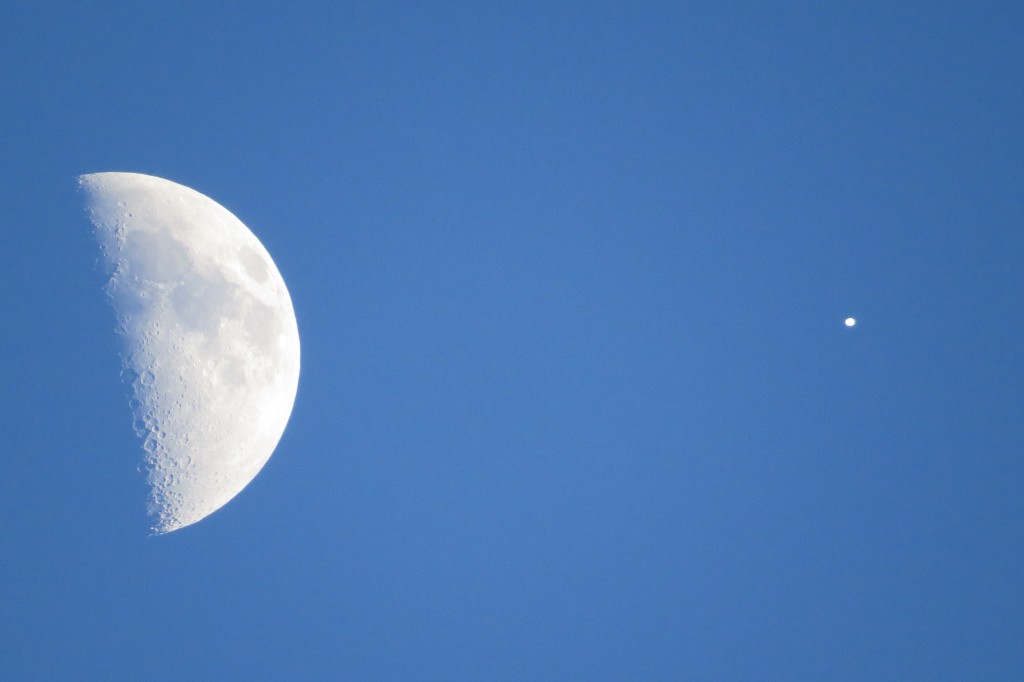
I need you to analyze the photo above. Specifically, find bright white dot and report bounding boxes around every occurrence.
[844,317,857,327]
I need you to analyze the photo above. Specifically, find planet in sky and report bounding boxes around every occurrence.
[79,172,300,534]
[845,317,857,327]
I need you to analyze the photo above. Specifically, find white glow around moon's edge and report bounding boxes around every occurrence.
[80,172,300,534]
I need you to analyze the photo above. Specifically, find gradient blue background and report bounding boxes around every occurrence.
[2,2,1023,679]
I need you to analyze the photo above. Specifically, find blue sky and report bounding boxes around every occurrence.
[2,2,1023,679]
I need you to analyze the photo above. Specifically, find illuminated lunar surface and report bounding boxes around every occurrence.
[80,172,300,534]
[845,317,857,327]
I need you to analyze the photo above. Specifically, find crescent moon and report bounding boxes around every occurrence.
[79,172,301,534]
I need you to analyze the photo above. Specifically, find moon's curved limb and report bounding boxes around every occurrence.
[80,172,300,534]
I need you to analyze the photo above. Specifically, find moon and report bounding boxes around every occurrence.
[845,317,857,327]
[79,172,300,534]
